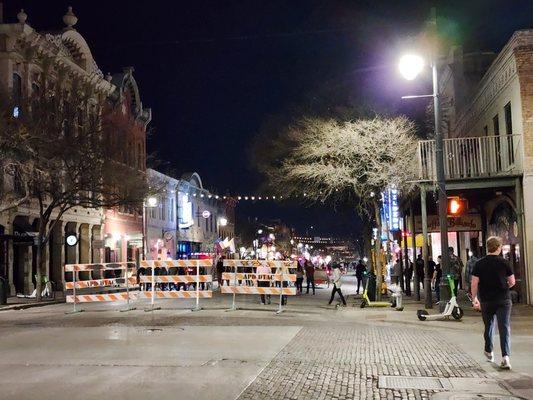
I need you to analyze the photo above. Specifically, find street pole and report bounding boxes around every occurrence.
[429,12,451,310]
[142,204,147,261]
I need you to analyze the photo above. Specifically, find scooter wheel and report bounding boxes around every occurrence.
[390,300,396,308]
[452,307,464,320]
[397,307,404,312]
[417,309,429,321]
[360,300,367,308]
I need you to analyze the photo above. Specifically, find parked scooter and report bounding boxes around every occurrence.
[417,275,463,321]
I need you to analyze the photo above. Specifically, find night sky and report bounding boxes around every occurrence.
[7,0,532,237]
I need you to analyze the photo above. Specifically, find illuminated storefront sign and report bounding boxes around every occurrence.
[178,194,194,229]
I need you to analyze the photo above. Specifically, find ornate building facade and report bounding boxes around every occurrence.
[0,7,150,295]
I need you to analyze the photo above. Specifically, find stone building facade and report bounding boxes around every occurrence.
[0,8,150,294]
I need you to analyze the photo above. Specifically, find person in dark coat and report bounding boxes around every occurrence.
[355,259,367,294]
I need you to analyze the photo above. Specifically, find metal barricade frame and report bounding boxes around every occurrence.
[222,260,297,314]
[138,260,213,311]
[64,262,137,313]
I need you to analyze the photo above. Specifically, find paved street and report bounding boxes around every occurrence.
[0,276,532,400]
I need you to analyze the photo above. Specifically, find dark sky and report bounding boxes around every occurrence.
[7,0,532,237]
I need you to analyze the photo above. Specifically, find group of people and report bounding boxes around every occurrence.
[391,247,468,302]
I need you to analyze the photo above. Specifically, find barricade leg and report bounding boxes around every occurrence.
[192,264,202,312]
[121,263,136,312]
[144,266,161,312]
[226,267,238,312]
[66,268,83,314]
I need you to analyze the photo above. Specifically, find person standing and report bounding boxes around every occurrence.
[328,264,347,306]
[295,262,304,294]
[415,254,425,290]
[404,259,413,296]
[471,236,515,370]
[216,256,225,289]
[391,259,401,285]
[449,247,464,296]
[432,255,442,303]
[256,263,272,305]
[465,249,479,296]
[305,259,315,295]
[355,259,366,294]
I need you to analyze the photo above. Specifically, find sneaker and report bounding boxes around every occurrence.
[484,351,494,363]
[500,356,512,370]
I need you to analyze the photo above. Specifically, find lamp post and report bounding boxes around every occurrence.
[142,196,158,261]
[399,11,450,309]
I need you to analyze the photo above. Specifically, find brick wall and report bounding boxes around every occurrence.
[516,45,533,172]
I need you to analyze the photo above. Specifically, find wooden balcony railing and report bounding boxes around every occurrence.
[418,134,523,181]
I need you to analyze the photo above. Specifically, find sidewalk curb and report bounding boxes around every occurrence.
[0,299,64,311]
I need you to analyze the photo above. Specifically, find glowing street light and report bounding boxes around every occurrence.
[257,229,263,235]
[147,196,158,207]
[398,54,425,81]
[218,217,228,227]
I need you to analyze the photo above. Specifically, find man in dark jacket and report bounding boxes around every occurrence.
[355,259,366,294]
[305,260,315,295]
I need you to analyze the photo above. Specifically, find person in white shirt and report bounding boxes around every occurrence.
[328,264,347,306]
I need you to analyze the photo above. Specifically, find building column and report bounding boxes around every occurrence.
[517,176,532,304]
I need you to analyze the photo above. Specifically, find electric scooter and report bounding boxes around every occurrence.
[360,272,392,308]
[417,275,463,321]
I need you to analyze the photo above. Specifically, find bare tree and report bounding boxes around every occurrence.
[260,116,418,299]
[0,79,149,300]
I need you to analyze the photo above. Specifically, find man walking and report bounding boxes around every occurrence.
[465,249,479,296]
[355,259,366,294]
[432,255,442,303]
[415,254,425,290]
[471,236,515,370]
[328,263,346,306]
[404,259,413,296]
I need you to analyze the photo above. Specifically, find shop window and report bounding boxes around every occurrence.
[504,102,514,164]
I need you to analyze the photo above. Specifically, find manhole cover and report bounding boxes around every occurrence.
[379,376,452,390]
[431,393,525,400]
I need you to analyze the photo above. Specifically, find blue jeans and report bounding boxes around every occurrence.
[481,299,512,357]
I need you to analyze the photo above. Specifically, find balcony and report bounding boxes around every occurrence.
[418,134,523,181]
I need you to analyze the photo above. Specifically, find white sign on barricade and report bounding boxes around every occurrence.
[64,262,137,313]
[138,260,213,311]
[222,260,296,314]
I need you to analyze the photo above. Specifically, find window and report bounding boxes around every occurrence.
[12,73,22,117]
[169,198,174,221]
[160,197,166,221]
[504,102,514,164]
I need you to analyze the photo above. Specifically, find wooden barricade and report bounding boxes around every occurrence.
[138,259,213,311]
[222,260,297,313]
[64,262,137,312]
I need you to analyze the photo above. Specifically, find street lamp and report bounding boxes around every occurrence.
[399,54,425,81]
[143,196,158,260]
[399,12,450,310]
[257,229,263,235]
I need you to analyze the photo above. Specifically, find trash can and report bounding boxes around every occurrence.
[367,273,377,301]
[0,276,8,305]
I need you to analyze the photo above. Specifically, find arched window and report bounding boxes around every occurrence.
[12,73,22,101]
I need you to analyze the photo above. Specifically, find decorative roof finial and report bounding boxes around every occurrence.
[63,6,78,29]
[17,9,27,24]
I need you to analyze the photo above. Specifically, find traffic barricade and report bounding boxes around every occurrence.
[64,262,137,313]
[221,260,296,314]
[138,259,213,311]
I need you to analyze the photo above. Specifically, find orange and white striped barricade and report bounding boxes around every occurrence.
[222,260,297,314]
[64,262,137,313]
[138,260,213,311]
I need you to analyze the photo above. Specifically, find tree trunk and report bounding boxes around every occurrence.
[373,200,383,301]
[35,239,43,302]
